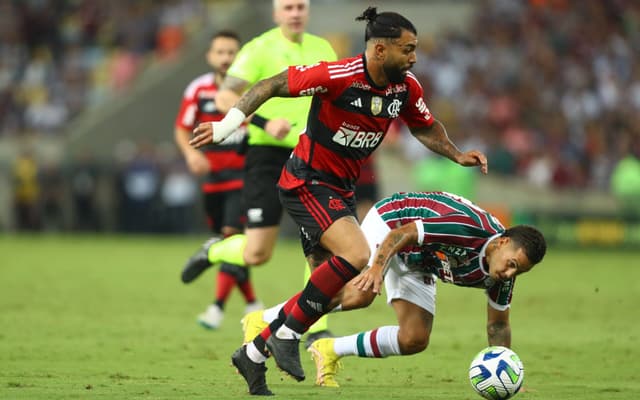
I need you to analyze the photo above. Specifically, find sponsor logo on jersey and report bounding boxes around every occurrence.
[328,198,346,211]
[387,99,402,118]
[442,245,468,258]
[299,86,328,96]
[332,126,383,148]
[435,251,454,283]
[385,83,407,95]
[415,97,432,119]
[350,81,371,91]
[371,96,383,115]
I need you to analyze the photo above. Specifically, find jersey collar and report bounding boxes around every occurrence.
[361,54,388,91]
[479,233,502,276]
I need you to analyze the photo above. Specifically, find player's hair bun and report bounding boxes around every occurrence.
[356,6,378,23]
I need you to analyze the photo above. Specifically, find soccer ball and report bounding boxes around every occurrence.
[468,346,524,400]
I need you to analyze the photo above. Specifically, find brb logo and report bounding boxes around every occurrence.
[332,127,383,149]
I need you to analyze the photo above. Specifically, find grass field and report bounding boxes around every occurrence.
[1,234,639,400]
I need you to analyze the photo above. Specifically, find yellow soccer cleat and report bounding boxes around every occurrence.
[240,310,268,344]
[308,338,342,388]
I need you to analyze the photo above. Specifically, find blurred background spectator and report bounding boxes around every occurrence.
[407,0,640,192]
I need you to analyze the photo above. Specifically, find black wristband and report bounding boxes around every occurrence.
[251,114,268,129]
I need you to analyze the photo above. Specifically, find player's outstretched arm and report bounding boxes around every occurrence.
[487,305,511,347]
[215,75,248,114]
[411,119,488,174]
[352,222,418,294]
[190,71,292,148]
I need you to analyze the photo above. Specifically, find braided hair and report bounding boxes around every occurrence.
[355,6,417,42]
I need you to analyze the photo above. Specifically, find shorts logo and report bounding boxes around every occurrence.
[247,208,263,223]
[328,198,346,211]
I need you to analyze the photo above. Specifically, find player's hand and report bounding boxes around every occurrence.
[265,118,291,140]
[185,150,209,175]
[351,267,384,295]
[190,122,215,148]
[457,150,488,174]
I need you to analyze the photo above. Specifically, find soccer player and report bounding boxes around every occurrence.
[306,191,546,387]
[354,155,379,221]
[181,0,338,343]
[174,30,262,329]
[189,7,488,395]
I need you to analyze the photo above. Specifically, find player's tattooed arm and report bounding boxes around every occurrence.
[411,120,489,174]
[374,226,415,270]
[411,119,462,161]
[352,222,418,294]
[220,75,248,94]
[234,71,291,116]
[487,306,512,347]
[215,76,248,113]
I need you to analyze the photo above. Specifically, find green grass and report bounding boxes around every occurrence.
[1,235,639,399]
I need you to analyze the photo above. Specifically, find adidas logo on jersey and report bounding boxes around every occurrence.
[350,98,363,108]
[305,299,323,313]
[332,127,383,148]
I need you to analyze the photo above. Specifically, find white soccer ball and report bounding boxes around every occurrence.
[468,346,524,400]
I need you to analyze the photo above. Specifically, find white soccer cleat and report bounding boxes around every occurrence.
[198,304,224,329]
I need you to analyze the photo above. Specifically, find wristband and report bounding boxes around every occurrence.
[251,114,268,130]
[211,107,246,143]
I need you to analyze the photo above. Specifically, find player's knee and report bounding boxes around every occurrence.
[398,332,430,355]
[341,249,370,271]
[243,248,272,266]
[221,226,241,237]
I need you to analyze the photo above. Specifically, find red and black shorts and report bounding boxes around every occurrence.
[279,183,356,257]
[243,145,292,228]
[203,190,245,233]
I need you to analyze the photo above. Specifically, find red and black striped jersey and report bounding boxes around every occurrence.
[278,55,434,197]
[376,191,513,310]
[175,72,246,193]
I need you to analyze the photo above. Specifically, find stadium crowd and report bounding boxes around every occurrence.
[0,0,204,136]
[406,0,640,191]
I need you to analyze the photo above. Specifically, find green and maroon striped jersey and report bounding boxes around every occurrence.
[375,191,513,310]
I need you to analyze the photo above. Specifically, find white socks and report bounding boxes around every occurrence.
[334,326,401,358]
[246,342,268,363]
[262,302,285,323]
